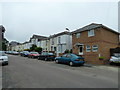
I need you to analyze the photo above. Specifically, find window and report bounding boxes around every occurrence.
[51,46,53,51]
[88,30,94,37]
[58,37,61,44]
[76,33,80,38]
[62,54,67,57]
[86,45,91,52]
[67,54,72,58]
[54,47,56,51]
[58,46,61,52]
[46,40,47,46]
[52,39,54,45]
[92,45,98,52]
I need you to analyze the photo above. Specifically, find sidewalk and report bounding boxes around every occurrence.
[84,64,119,72]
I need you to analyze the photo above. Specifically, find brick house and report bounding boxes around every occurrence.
[72,23,120,64]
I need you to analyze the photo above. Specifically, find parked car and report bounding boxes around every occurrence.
[28,52,40,58]
[55,53,85,66]
[109,53,120,65]
[21,51,30,57]
[6,51,13,54]
[0,51,8,66]
[12,51,19,55]
[38,52,55,61]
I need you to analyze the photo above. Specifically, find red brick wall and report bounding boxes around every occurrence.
[72,27,119,65]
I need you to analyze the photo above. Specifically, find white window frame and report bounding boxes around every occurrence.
[76,33,80,38]
[88,30,94,37]
[58,37,61,44]
[52,38,54,45]
[92,45,98,52]
[86,45,91,52]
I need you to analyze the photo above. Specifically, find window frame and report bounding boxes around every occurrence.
[76,33,80,38]
[86,45,91,52]
[88,29,94,37]
[58,37,61,44]
[92,45,98,52]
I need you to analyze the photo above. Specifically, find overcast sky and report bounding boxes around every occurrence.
[0,1,118,43]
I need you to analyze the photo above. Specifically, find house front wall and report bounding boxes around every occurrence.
[72,28,119,64]
[57,34,72,55]
[49,37,57,52]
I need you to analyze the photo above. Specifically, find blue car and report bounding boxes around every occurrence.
[21,51,30,57]
[55,53,85,66]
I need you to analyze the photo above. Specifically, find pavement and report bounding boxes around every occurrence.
[2,55,119,88]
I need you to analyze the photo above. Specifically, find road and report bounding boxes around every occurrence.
[2,55,118,88]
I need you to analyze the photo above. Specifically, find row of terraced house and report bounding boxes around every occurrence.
[10,23,120,64]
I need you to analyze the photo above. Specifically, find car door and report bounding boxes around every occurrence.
[64,54,72,63]
[60,54,67,63]
[61,54,71,63]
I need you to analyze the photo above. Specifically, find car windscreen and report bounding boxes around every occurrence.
[114,53,120,57]
[42,52,49,55]
[0,52,6,56]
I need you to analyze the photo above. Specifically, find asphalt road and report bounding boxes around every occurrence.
[2,55,118,88]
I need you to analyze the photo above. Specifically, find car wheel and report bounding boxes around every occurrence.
[69,61,74,66]
[110,62,114,65]
[55,59,59,63]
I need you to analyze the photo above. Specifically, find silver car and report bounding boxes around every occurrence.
[109,53,120,64]
[0,51,8,66]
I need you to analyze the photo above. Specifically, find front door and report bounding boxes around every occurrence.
[78,45,83,55]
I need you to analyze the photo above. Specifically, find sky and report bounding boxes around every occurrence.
[0,0,119,43]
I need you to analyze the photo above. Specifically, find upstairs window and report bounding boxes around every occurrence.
[92,45,98,52]
[88,30,94,37]
[86,45,91,52]
[52,39,54,45]
[58,37,61,44]
[76,33,80,38]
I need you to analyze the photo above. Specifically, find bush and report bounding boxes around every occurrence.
[99,56,104,60]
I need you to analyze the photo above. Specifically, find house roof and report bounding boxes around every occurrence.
[49,31,71,38]
[71,23,120,35]
[31,34,48,39]
[9,41,20,46]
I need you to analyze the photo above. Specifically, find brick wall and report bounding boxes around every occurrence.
[72,27,119,65]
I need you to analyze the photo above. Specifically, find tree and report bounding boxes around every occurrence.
[24,49,30,51]
[30,44,37,51]
[35,47,42,53]
[64,49,70,53]
[2,38,8,51]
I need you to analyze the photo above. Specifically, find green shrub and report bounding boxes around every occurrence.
[99,56,104,60]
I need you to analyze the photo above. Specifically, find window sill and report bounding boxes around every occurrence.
[88,35,94,37]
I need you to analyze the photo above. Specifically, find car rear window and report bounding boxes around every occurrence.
[70,54,78,57]
[48,53,54,55]
[30,52,39,54]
